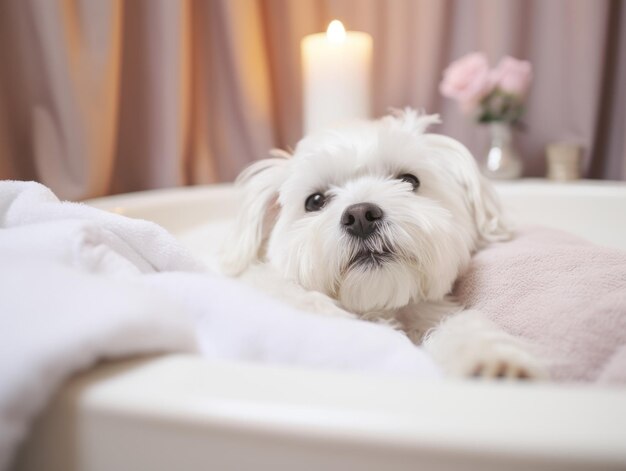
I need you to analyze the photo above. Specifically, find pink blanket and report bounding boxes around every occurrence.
[454,226,626,384]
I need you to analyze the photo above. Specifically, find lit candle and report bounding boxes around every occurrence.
[301,20,373,135]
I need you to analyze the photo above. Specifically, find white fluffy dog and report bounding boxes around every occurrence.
[221,109,544,379]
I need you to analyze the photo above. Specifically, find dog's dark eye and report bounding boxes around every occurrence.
[398,173,420,191]
[305,193,327,212]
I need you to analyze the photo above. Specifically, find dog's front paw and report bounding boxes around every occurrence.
[457,342,547,380]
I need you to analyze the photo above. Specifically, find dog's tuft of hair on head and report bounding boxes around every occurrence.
[384,108,442,135]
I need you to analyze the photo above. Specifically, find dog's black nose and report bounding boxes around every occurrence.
[341,203,384,239]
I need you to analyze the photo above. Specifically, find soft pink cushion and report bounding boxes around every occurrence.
[454,226,626,383]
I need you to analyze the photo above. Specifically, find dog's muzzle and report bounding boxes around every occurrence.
[341,202,383,239]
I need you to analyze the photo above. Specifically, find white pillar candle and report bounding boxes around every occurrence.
[302,20,373,136]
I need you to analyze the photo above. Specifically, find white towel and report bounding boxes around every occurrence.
[0,180,440,470]
[0,180,204,273]
[143,272,438,375]
[0,255,197,469]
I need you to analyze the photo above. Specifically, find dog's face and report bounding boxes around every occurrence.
[222,110,509,314]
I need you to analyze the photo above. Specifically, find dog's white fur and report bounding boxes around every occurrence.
[221,109,545,379]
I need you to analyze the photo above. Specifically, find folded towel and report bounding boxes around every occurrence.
[0,180,204,274]
[0,180,440,470]
[454,226,626,383]
[0,220,149,274]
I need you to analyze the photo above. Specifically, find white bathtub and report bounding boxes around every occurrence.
[16,179,626,471]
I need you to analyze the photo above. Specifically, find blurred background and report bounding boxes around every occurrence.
[0,0,624,200]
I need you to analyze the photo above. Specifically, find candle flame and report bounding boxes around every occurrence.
[327,20,346,43]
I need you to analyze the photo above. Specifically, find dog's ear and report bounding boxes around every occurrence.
[220,150,291,275]
[421,134,512,244]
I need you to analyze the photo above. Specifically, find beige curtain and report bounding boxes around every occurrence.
[0,0,624,200]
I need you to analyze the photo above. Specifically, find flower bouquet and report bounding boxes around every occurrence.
[440,53,532,179]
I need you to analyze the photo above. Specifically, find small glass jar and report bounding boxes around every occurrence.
[482,122,523,180]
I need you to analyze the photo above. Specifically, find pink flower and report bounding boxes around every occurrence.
[439,52,494,113]
[490,56,532,96]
